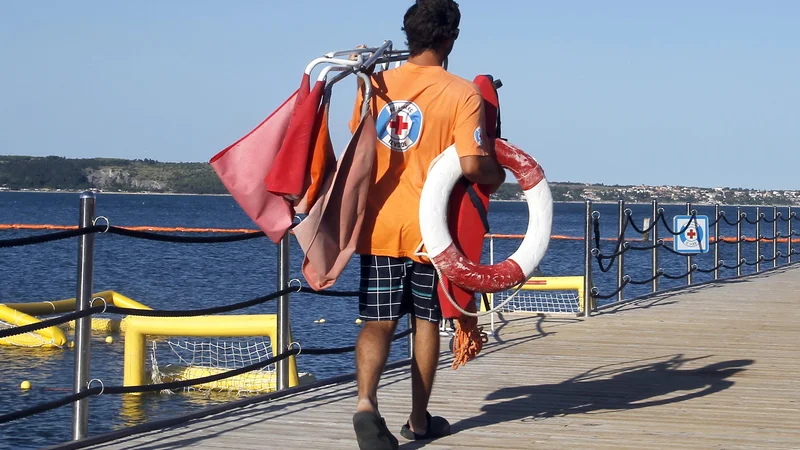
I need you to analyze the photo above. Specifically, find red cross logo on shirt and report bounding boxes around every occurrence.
[686,228,696,239]
[388,114,409,136]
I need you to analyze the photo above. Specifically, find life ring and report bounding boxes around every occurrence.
[419,139,553,293]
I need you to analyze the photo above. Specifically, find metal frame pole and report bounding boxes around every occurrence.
[72,192,96,441]
[714,205,720,280]
[755,207,761,272]
[617,200,625,303]
[276,233,291,391]
[789,207,794,264]
[773,206,778,268]
[686,202,693,285]
[737,207,742,276]
[651,200,659,293]
[583,200,594,317]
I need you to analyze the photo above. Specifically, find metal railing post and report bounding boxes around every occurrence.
[755,207,761,272]
[651,200,659,293]
[686,202,693,285]
[788,207,794,264]
[489,235,495,333]
[72,192,96,441]
[737,207,743,276]
[714,205,720,280]
[617,200,625,303]
[583,200,594,317]
[276,233,291,391]
[773,206,778,268]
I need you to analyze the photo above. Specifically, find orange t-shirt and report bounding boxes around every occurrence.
[349,62,489,262]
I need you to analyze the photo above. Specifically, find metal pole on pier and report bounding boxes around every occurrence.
[686,202,693,285]
[788,207,794,264]
[714,205,720,280]
[72,192,96,441]
[773,206,778,269]
[583,200,594,317]
[617,200,625,303]
[756,207,761,273]
[651,200,659,293]
[737,207,743,277]
[276,233,291,391]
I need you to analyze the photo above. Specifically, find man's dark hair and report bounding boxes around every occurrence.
[402,0,461,56]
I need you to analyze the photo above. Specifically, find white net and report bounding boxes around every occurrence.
[0,319,56,347]
[493,289,581,315]
[149,337,277,395]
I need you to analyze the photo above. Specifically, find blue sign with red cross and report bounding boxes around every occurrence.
[376,100,423,152]
[673,214,709,253]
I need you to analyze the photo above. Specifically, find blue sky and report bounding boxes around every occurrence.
[1,1,797,190]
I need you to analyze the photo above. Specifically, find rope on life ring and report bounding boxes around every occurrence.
[417,139,553,317]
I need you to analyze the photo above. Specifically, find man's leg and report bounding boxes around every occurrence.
[356,320,398,414]
[355,255,409,414]
[408,315,440,433]
[404,261,447,436]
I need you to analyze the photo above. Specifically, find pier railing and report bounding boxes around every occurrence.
[0,192,411,442]
[582,199,798,315]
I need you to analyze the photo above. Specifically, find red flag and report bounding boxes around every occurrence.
[209,92,298,244]
[294,99,336,214]
[265,74,326,201]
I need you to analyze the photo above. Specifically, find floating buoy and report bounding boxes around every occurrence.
[314,319,320,324]
[105,336,114,344]
[20,380,31,390]
[318,318,326,324]
[68,341,75,349]
[355,318,363,325]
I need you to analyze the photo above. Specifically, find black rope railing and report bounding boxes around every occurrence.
[627,241,662,251]
[741,214,760,225]
[106,226,265,243]
[0,225,106,249]
[624,209,662,234]
[694,262,724,274]
[0,225,268,249]
[626,271,663,285]
[660,266,698,280]
[658,211,698,236]
[720,259,747,270]
[591,277,631,300]
[719,212,747,227]
[298,287,360,297]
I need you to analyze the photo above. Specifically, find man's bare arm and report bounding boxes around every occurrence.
[460,155,506,192]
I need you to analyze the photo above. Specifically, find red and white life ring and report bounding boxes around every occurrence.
[419,139,553,293]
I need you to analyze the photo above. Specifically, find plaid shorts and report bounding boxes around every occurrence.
[358,255,441,323]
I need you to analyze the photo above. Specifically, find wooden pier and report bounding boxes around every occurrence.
[67,266,799,449]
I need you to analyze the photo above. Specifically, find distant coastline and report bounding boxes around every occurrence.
[1,189,792,207]
[2,154,798,206]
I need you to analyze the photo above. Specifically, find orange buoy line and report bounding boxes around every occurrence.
[0,224,260,234]
[2,224,799,243]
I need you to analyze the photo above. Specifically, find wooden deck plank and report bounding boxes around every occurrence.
[81,266,800,450]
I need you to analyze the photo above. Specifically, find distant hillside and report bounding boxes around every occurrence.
[0,155,227,194]
[1,155,798,205]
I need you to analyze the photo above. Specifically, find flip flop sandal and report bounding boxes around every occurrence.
[400,411,451,441]
[353,411,399,450]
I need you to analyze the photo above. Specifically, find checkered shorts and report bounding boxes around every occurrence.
[358,255,441,323]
